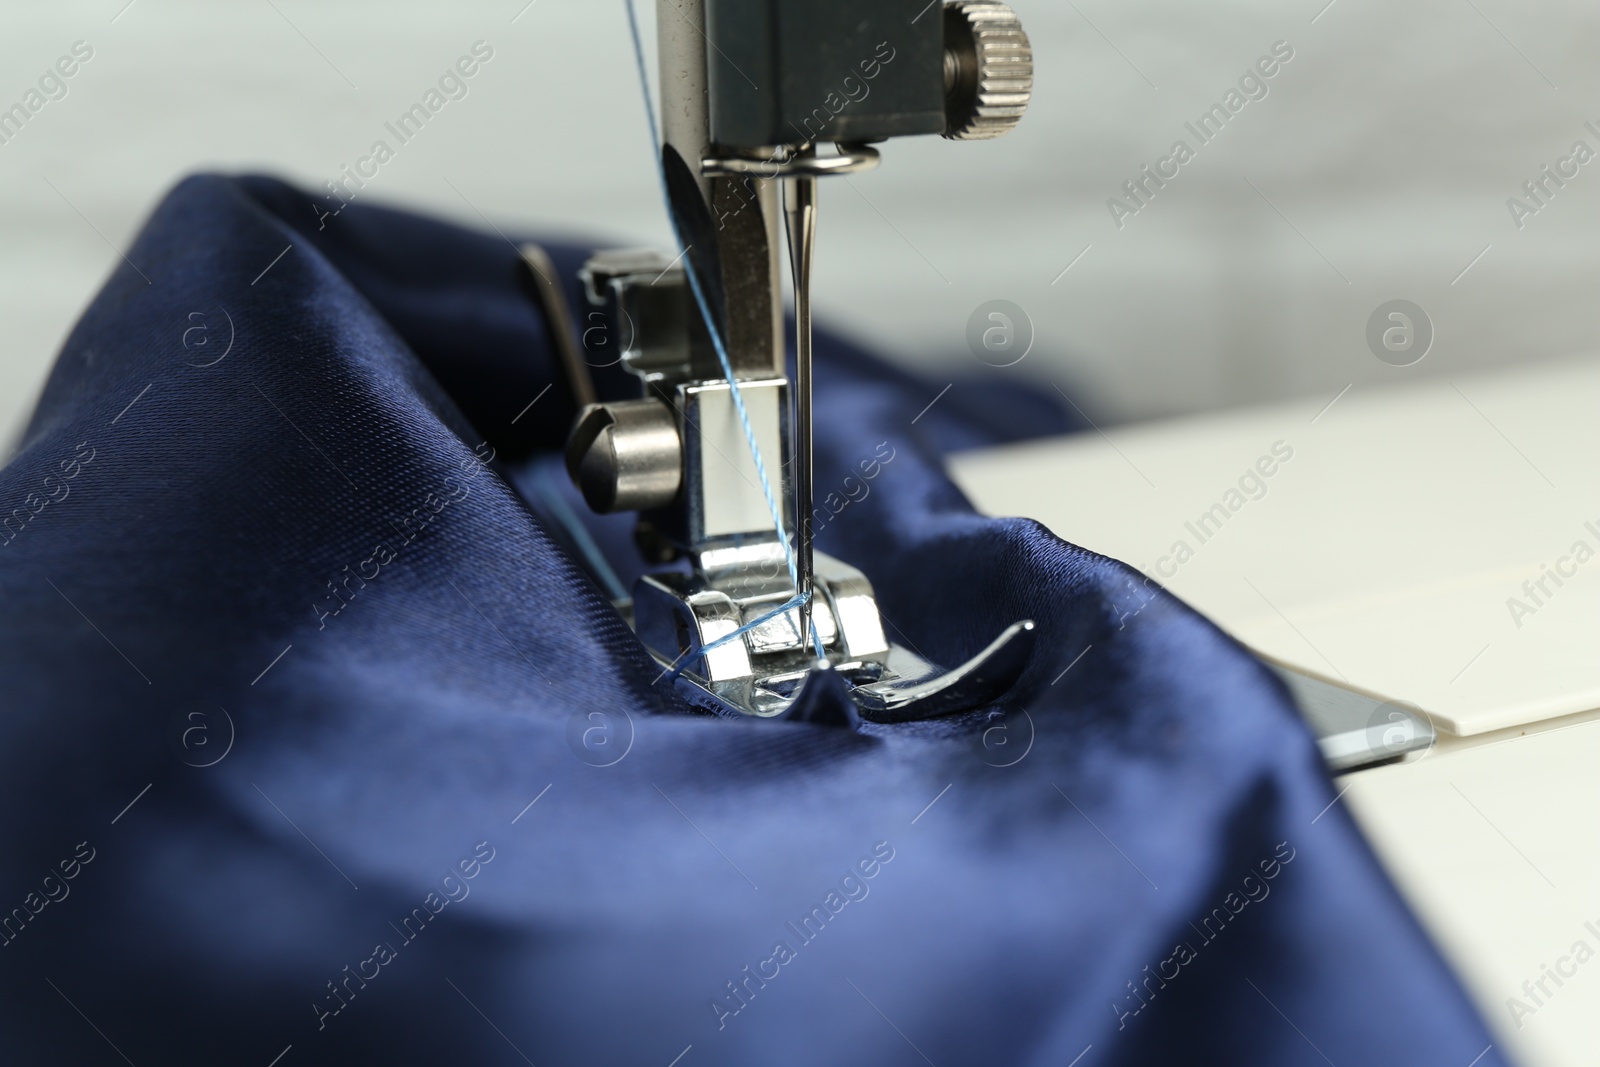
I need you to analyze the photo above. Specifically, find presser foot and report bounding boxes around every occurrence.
[643,625,1038,724]
[629,550,1036,723]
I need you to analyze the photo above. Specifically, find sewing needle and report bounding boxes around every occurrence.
[784,154,820,656]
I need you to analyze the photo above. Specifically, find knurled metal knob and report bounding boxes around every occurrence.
[942,1,1034,141]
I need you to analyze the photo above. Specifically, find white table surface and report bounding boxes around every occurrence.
[950,365,1600,1067]
[951,356,1600,738]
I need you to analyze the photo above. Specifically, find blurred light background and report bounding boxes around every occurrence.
[2,0,1598,447]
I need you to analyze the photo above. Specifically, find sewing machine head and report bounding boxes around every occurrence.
[558,0,1036,721]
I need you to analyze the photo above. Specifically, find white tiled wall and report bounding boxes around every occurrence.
[2,0,1597,447]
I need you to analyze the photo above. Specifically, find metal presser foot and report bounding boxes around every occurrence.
[631,550,1039,723]
[565,249,1038,723]
[558,0,1037,722]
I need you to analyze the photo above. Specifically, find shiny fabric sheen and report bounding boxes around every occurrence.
[0,175,1503,1066]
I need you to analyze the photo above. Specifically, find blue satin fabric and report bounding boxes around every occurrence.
[0,175,1502,1066]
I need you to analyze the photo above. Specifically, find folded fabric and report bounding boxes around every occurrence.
[0,174,1503,1066]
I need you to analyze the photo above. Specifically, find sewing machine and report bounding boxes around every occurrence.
[533,0,1435,774]
[543,0,1038,721]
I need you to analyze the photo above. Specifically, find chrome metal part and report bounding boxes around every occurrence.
[634,551,884,717]
[702,143,882,179]
[580,249,694,378]
[656,0,784,380]
[566,399,683,514]
[678,378,788,547]
[854,621,1036,723]
[555,0,1039,722]
[783,155,819,652]
[634,561,1035,722]
[942,1,1034,141]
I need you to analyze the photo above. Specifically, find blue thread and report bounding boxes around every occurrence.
[665,592,812,682]
[623,0,825,659]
